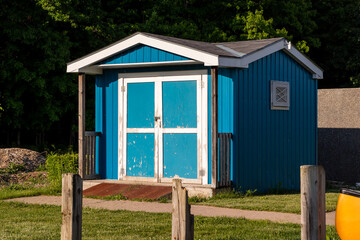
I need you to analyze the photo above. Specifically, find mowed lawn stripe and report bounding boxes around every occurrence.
[0,201,340,240]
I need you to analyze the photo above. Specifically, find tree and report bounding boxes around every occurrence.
[0,0,76,144]
[310,0,360,87]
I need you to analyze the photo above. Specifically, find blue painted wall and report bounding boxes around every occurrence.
[95,69,119,179]
[99,44,189,65]
[95,45,317,191]
[231,50,317,191]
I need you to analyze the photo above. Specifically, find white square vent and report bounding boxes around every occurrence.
[271,81,290,110]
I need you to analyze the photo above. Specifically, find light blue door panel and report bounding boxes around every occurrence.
[127,133,154,177]
[162,81,197,128]
[127,82,154,128]
[163,134,197,179]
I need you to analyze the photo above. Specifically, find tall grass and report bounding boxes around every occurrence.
[46,152,78,188]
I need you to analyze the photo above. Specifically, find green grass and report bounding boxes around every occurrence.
[0,184,60,200]
[189,191,339,214]
[0,201,340,239]
[0,185,339,214]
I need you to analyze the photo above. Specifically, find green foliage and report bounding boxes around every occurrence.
[0,0,76,136]
[0,163,25,175]
[310,0,360,87]
[45,152,78,187]
[5,163,26,174]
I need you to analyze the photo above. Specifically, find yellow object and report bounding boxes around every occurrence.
[336,188,360,240]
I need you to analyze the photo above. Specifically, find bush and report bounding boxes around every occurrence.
[46,152,78,187]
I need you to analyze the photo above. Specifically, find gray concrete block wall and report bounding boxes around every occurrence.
[318,88,360,184]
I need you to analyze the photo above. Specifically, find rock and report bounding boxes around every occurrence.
[0,148,46,172]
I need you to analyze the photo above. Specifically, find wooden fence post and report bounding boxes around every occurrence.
[61,173,83,240]
[300,165,326,240]
[78,73,86,179]
[172,179,194,240]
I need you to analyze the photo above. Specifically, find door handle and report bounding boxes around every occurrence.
[154,116,160,121]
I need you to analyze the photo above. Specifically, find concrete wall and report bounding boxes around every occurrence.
[318,88,360,183]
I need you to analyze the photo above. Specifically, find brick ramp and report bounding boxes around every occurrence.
[83,183,172,200]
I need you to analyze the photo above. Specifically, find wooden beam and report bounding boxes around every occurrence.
[211,67,218,188]
[78,74,86,178]
[172,179,194,240]
[300,165,326,240]
[61,173,83,240]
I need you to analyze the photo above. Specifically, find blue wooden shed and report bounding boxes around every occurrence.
[67,32,323,195]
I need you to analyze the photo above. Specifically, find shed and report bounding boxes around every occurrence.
[67,32,323,194]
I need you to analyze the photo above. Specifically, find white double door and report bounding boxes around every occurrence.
[118,70,208,184]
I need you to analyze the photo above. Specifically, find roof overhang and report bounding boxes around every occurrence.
[67,32,219,74]
[217,39,323,79]
[67,33,323,79]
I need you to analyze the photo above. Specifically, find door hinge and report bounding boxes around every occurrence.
[201,81,205,88]
[121,86,126,92]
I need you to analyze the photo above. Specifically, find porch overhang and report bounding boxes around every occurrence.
[66,32,323,79]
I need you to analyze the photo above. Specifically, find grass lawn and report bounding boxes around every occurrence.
[189,191,340,214]
[0,201,340,240]
[0,184,339,214]
[0,185,60,201]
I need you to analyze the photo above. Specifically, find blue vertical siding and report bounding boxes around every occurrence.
[207,68,235,185]
[231,50,317,192]
[95,70,118,179]
[99,44,190,65]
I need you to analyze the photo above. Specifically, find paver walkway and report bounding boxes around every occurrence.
[5,196,335,225]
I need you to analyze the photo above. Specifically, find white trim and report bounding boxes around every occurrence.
[161,128,198,134]
[118,78,125,179]
[98,60,199,69]
[67,33,322,79]
[160,177,202,184]
[122,176,158,183]
[201,72,208,184]
[285,42,323,79]
[126,128,155,133]
[120,70,207,80]
[67,33,218,73]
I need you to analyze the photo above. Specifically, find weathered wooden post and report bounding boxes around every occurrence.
[172,179,194,240]
[300,165,326,240]
[211,66,219,188]
[61,173,83,240]
[78,73,86,179]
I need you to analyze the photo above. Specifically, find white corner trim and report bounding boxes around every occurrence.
[67,33,219,73]
[285,42,323,79]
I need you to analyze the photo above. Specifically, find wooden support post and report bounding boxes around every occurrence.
[172,179,194,240]
[300,165,326,240]
[61,173,83,240]
[211,67,218,188]
[78,74,86,178]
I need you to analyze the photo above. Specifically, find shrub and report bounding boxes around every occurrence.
[46,152,78,187]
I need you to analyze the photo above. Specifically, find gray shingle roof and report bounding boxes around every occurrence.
[141,32,284,57]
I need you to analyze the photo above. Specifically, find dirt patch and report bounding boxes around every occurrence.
[0,148,46,172]
[0,171,48,187]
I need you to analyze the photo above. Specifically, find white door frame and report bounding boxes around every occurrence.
[118,70,208,184]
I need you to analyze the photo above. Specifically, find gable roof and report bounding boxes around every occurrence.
[67,32,323,79]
